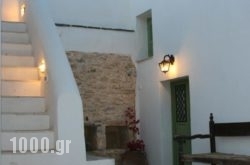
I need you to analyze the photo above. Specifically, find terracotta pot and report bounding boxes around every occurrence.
[121,151,148,165]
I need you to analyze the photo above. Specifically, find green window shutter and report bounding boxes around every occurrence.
[147,17,153,57]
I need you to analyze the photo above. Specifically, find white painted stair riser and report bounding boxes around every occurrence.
[2,81,44,97]
[2,55,35,67]
[2,154,115,165]
[2,152,59,165]
[2,67,39,81]
[1,131,55,151]
[2,153,115,165]
[2,43,32,56]
[2,22,27,33]
[2,114,50,131]
[2,32,29,44]
[1,97,45,113]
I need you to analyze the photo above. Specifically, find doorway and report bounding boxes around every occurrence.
[171,77,191,165]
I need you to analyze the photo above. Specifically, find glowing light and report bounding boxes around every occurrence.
[39,60,46,73]
[20,4,26,17]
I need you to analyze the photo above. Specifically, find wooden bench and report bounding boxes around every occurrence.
[174,113,250,165]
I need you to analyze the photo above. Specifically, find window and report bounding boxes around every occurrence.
[147,17,153,57]
[136,10,153,61]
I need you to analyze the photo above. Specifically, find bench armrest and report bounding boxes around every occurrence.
[174,134,211,165]
[174,134,210,141]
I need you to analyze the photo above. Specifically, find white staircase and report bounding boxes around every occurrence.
[1,21,54,163]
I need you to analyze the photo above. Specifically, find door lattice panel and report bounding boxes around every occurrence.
[175,84,187,122]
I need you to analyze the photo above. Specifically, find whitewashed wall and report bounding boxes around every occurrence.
[57,27,135,55]
[131,0,250,165]
[48,0,135,56]
[47,0,133,29]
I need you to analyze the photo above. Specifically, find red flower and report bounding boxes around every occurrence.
[125,107,145,151]
[127,139,145,151]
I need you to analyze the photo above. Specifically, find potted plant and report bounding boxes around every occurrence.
[121,107,148,165]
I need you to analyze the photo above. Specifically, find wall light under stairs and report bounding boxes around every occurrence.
[38,60,47,81]
[20,4,26,17]
[38,60,46,73]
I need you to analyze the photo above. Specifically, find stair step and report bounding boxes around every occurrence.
[2,114,50,131]
[2,152,57,165]
[2,97,45,114]
[2,153,115,165]
[2,67,39,81]
[2,21,27,33]
[2,31,29,44]
[2,80,44,97]
[2,55,35,67]
[87,154,115,165]
[2,43,32,56]
[2,131,54,151]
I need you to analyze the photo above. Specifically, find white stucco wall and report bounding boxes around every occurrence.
[47,0,133,29]
[131,0,250,165]
[47,0,135,56]
[56,27,135,56]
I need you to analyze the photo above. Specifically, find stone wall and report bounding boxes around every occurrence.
[67,51,136,124]
[67,51,136,157]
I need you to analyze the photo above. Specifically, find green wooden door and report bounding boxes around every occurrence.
[171,78,191,165]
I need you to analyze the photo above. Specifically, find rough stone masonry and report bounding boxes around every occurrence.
[67,51,136,125]
[67,51,136,164]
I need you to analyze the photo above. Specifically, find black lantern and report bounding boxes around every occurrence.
[159,55,175,73]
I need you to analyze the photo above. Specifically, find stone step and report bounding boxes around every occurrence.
[2,55,35,67]
[2,80,44,97]
[87,154,115,165]
[1,131,54,151]
[2,114,50,131]
[2,21,27,33]
[2,67,39,81]
[2,31,29,44]
[2,43,32,56]
[86,159,115,165]
[1,97,45,114]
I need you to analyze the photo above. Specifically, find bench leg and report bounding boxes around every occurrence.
[177,140,185,165]
[179,153,184,165]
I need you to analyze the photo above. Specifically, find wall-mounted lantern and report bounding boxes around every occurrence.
[159,54,175,73]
